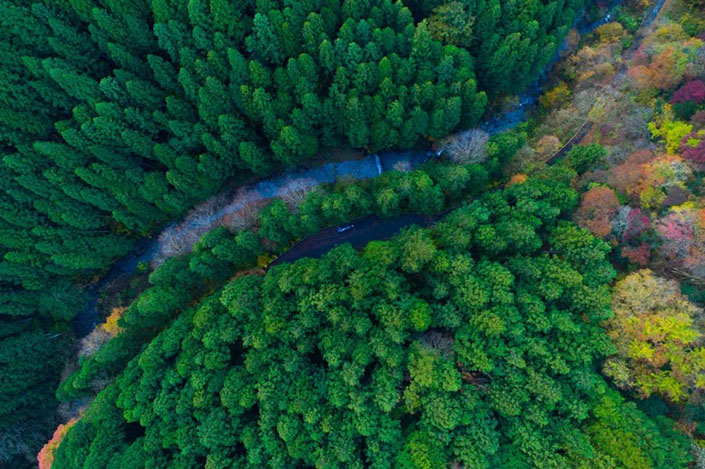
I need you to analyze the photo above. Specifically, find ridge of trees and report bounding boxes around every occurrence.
[57,132,526,402]
[51,170,692,468]
[0,0,586,323]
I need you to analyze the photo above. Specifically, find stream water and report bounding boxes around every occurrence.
[71,0,664,337]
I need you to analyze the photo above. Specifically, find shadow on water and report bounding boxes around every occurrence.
[70,239,159,337]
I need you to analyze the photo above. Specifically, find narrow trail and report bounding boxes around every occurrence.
[545,0,668,164]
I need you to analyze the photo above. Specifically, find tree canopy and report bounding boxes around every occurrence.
[604,269,705,403]
[0,0,584,460]
[0,0,585,326]
[52,175,691,468]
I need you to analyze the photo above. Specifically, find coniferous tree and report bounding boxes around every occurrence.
[0,1,589,463]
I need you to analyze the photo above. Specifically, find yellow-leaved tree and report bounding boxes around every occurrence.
[603,269,705,402]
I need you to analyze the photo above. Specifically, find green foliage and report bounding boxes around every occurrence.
[581,389,692,469]
[649,119,693,154]
[0,319,69,467]
[564,144,608,174]
[0,0,579,334]
[0,0,584,454]
[57,161,491,401]
[408,0,586,95]
[673,100,698,120]
[52,176,690,468]
[613,7,639,34]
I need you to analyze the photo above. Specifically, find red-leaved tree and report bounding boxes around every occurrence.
[671,80,705,104]
[37,418,79,469]
[681,130,705,165]
[575,186,620,238]
[621,243,651,265]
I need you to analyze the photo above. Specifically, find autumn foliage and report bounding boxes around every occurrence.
[596,22,626,44]
[649,116,693,154]
[655,205,705,278]
[77,307,126,358]
[101,307,126,337]
[640,155,693,209]
[539,82,571,110]
[37,418,78,469]
[507,173,528,186]
[604,270,705,402]
[627,23,704,93]
[607,150,655,201]
[681,129,705,164]
[620,243,651,265]
[671,80,705,104]
[575,186,620,237]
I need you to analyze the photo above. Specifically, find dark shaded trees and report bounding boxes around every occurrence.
[0,0,584,328]
[0,0,580,334]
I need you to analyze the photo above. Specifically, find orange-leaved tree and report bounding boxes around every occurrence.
[575,186,620,238]
[37,417,79,469]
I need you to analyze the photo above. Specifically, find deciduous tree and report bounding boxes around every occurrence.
[604,270,705,402]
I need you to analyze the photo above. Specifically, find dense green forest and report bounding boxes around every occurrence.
[49,172,693,468]
[5,0,705,467]
[56,147,521,404]
[0,0,586,461]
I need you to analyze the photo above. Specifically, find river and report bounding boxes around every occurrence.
[71,0,665,337]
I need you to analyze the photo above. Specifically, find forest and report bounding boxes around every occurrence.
[2,0,705,467]
[0,0,580,463]
[48,173,693,468]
